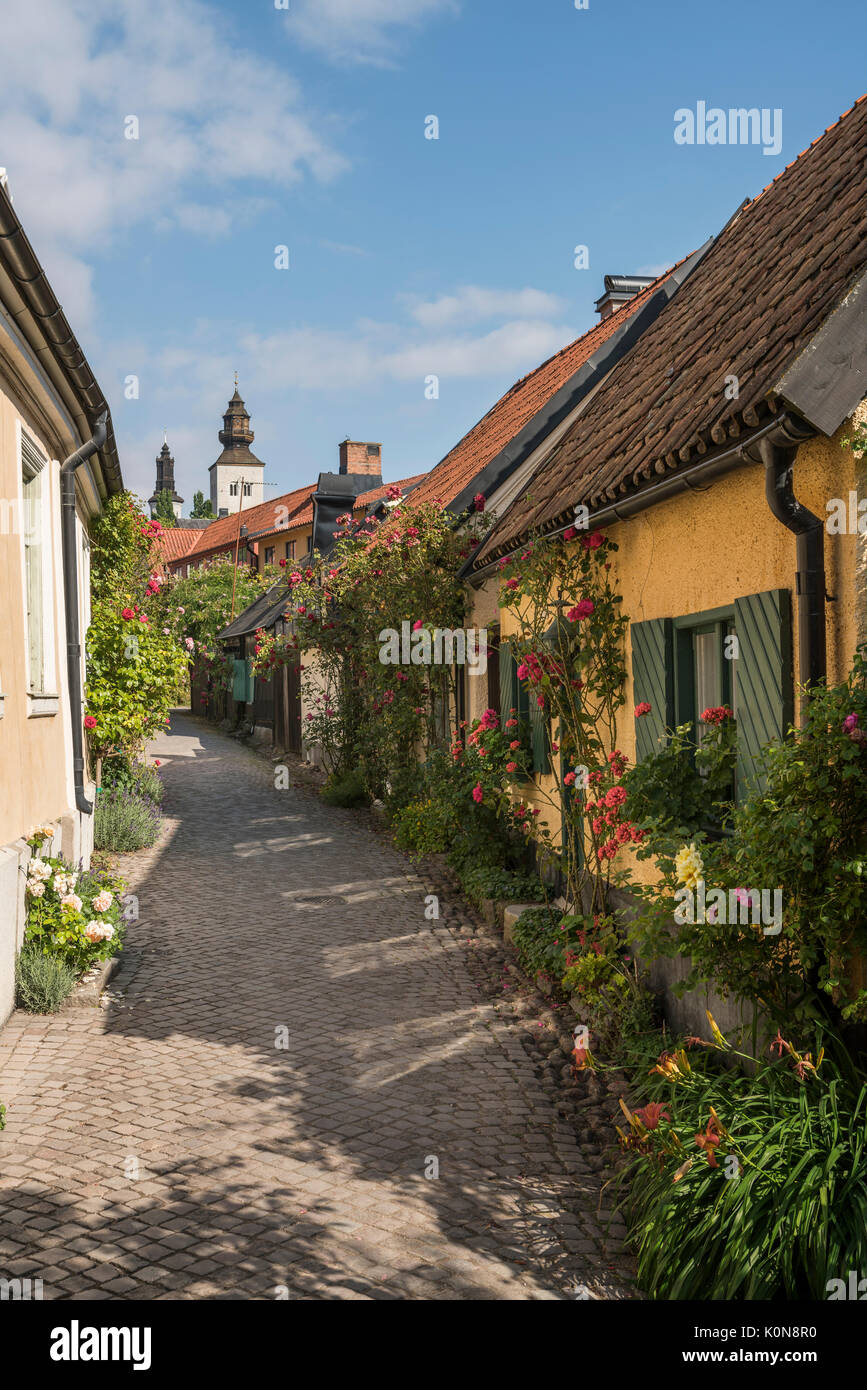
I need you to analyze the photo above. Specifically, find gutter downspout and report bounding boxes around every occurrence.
[760,436,827,707]
[61,411,108,815]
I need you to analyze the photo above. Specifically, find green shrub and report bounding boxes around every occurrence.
[101,755,164,805]
[392,797,455,856]
[454,859,545,911]
[321,768,369,808]
[94,786,161,852]
[15,946,77,1013]
[512,907,570,977]
[617,1030,867,1299]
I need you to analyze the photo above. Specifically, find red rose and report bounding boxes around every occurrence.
[84,714,97,729]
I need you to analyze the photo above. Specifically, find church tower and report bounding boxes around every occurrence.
[148,437,184,519]
[208,379,266,517]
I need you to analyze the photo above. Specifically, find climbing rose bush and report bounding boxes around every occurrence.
[85,494,187,759]
[498,525,630,908]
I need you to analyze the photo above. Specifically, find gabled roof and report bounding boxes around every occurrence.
[179,482,318,560]
[472,94,867,569]
[219,582,288,641]
[406,262,693,514]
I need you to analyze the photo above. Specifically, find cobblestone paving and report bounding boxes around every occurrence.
[0,714,632,1300]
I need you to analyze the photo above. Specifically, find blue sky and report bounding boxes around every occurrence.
[2,0,864,507]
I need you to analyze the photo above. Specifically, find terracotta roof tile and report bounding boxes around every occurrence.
[473,95,867,567]
[154,527,207,563]
[165,473,426,567]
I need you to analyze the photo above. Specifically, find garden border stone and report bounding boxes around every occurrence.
[60,952,122,1010]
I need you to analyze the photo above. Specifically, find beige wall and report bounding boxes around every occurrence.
[256,523,313,572]
[0,321,98,1024]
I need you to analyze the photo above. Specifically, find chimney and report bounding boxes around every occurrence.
[594,274,657,321]
[338,439,382,478]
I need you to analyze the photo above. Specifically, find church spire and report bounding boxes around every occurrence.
[148,437,184,518]
[208,381,266,516]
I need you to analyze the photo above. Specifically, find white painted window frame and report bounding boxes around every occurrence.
[18,422,59,716]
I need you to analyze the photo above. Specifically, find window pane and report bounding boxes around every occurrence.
[23,467,44,692]
[694,629,719,744]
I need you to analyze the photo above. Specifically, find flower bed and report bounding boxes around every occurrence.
[19,827,127,1010]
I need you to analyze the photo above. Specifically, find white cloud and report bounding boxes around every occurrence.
[0,0,347,327]
[407,285,566,328]
[239,314,574,392]
[284,0,459,66]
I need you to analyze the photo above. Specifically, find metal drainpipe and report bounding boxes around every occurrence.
[760,437,827,705]
[61,412,108,814]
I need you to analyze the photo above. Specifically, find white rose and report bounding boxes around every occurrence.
[26,880,45,898]
[60,893,83,913]
[29,858,51,882]
[91,890,113,913]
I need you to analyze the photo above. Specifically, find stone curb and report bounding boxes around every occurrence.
[61,952,122,1010]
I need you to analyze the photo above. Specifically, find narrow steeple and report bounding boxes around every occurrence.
[208,381,266,516]
[148,437,184,518]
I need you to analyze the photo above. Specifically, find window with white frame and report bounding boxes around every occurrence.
[20,430,54,697]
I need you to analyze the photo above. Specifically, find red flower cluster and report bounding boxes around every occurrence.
[586,751,643,860]
[516,650,564,687]
[634,701,652,718]
[701,705,734,725]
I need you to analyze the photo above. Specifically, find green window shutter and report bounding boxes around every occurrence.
[245,660,256,704]
[631,617,674,761]
[733,589,793,799]
[529,695,551,774]
[498,641,515,723]
[232,658,247,702]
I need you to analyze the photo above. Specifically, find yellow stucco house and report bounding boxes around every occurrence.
[468,95,867,809]
[461,97,867,1027]
[0,175,124,1025]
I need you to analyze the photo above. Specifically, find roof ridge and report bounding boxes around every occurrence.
[749,92,867,206]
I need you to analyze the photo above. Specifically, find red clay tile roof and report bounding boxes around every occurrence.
[164,473,426,568]
[180,483,318,561]
[473,95,867,568]
[155,527,204,563]
[407,268,681,513]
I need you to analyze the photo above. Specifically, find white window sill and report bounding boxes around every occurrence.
[27,694,60,717]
